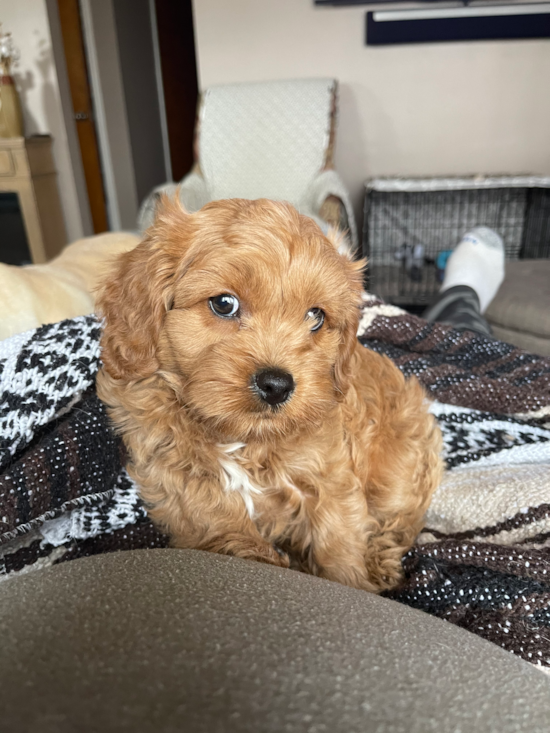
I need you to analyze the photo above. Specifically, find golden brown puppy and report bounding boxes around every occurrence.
[97,198,443,593]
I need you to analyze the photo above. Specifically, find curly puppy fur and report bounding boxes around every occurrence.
[97,197,443,593]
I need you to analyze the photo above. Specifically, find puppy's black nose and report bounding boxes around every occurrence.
[253,368,295,406]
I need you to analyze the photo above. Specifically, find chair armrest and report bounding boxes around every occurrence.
[300,169,358,251]
[318,194,350,235]
[137,173,211,232]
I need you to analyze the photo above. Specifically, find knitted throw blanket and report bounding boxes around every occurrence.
[1,306,549,671]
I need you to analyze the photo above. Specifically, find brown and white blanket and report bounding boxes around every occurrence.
[1,302,549,670]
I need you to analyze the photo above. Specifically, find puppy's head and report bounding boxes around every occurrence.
[98,197,364,441]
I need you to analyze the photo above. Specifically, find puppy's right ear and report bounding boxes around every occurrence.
[96,194,191,381]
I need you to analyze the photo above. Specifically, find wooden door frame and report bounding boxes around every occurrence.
[57,0,109,233]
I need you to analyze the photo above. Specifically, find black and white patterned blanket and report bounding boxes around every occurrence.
[1,312,550,670]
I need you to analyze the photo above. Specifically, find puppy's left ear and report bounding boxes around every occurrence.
[332,242,366,397]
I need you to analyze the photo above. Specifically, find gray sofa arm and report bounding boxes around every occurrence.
[1,549,549,732]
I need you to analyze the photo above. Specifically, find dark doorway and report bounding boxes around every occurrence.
[154,0,199,182]
[112,0,168,204]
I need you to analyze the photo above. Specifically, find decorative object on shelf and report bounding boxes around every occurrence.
[0,23,24,138]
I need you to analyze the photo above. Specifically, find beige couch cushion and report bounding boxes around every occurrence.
[0,232,139,341]
[485,259,550,355]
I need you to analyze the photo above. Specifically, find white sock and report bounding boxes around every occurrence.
[441,227,505,313]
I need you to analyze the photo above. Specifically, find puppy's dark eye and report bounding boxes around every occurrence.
[306,307,325,332]
[209,294,239,318]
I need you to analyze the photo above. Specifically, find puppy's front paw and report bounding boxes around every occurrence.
[204,534,291,568]
[246,543,290,569]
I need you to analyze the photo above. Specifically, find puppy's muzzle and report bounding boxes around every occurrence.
[252,368,295,406]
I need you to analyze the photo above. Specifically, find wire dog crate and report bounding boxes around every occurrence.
[362,176,550,307]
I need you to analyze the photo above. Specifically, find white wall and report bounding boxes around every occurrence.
[192,0,550,224]
[0,0,92,242]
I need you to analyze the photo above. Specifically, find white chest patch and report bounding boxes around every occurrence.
[218,443,262,519]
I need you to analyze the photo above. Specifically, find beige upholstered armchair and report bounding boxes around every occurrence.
[138,78,357,248]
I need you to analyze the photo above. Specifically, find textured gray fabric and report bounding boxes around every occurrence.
[490,323,550,357]
[423,285,493,336]
[1,548,549,733]
[485,259,550,355]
